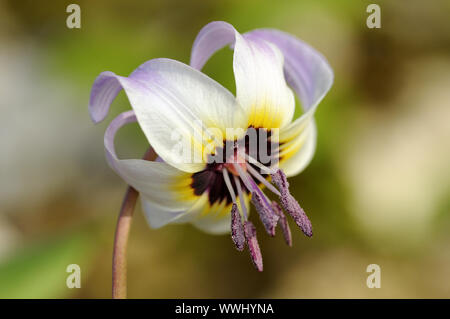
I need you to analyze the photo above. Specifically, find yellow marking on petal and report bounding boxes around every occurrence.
[170,171,199,203]
[247,102,284,129]
[278,126,310,162]
[194,193,251,219]
[189,194,209,214]
[278,114,313,143]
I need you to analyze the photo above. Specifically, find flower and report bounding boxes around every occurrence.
[89,21,333,271]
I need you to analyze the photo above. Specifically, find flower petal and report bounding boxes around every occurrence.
[190,21,236,71]
[246,29,332,175]
[278,121,317,177]
[104,111,199,213]
[141,196,199,229]
[234,33,295,129]
[191,193,250,235]
[190,21,295,129]
[90,58,247,173]
[244,29,334,113]
[191,22,333,175]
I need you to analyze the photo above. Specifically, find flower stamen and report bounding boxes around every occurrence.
[248,177,279,237]
[222,168,237,203]
[234,175,248,220]
[244,153,276,174]
[244,220,263,272]
[232,163,253,191]
[246,163,281,196]
[223,169,245,251]
[271,168,313,237]
[271,201,292,247]
[231,203,245,251]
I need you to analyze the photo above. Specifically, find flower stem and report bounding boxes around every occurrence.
[112,148,155,299]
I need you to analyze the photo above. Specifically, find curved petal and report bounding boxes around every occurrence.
[234,33,295,129]
[278,120,317,177]
[105,111,251,232]
[104,111,199,213]
[190,21,236,71]
[246,29,333,113]
[141,196,199,229]
[90,58,247,173]
[246,30,332,175]
[245,29,333,139]
[190,21,295,129]
[191,22,333,175]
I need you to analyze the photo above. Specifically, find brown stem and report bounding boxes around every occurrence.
[112,148,155,299]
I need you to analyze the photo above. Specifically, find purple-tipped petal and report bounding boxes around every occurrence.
[280,193,313,237]
[190,21,236,70]
[89,71,124,123]
[271,201,292,247]
[244,221,263,272]
[244,29,333,112]
[251,191,278,237]
[91,58,246,173]
[191,21,295,129]
[190,22,333,114]
[231,203,245,251]
[104,111,202,228]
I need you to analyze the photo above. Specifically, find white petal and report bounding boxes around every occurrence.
[105,111,199,214]
[246,29,333,113]
[141,196,198,229]
[234,33,295,129]
[278,121,317,177]
[191,193,250,235]
[246,29,333,175]
[190,23,333,176]
[192,215,232,234]
[90,58,247,173]
[190,22,295,129]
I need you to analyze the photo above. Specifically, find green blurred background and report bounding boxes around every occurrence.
[0,0,449,298]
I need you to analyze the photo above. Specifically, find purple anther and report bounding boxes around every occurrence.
[280,193,313,237]
[271,201,292,246]
[271,168,289,194]
[244,221,263,272]
[231,203,245,251]
[251,191,279,236]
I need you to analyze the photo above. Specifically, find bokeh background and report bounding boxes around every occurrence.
[1,0,449,298]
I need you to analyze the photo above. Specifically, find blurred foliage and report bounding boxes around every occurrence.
[0,230,95,298]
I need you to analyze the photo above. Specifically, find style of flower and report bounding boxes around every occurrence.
[89,21,333,271]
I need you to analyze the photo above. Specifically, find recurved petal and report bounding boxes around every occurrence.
[245,29,332,176]
[90,58,247,173]
[191,23,332,176]
[278,120,317,177]
[248,29,332,173]
[245,29,333,114]
[234,33,295,129]
[190,21,236,70]
[141,196,195,229]
[105,111,199,216]
[190,21,295,129]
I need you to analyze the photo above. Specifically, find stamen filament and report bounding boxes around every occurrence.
[246,164,281,196]
[222,168,237,203]
[248,176,272,209]
[244,154,276,174]
[232,163,253,192]
[234,175,248,220]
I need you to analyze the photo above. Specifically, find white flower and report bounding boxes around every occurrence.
[89,22,333,270]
